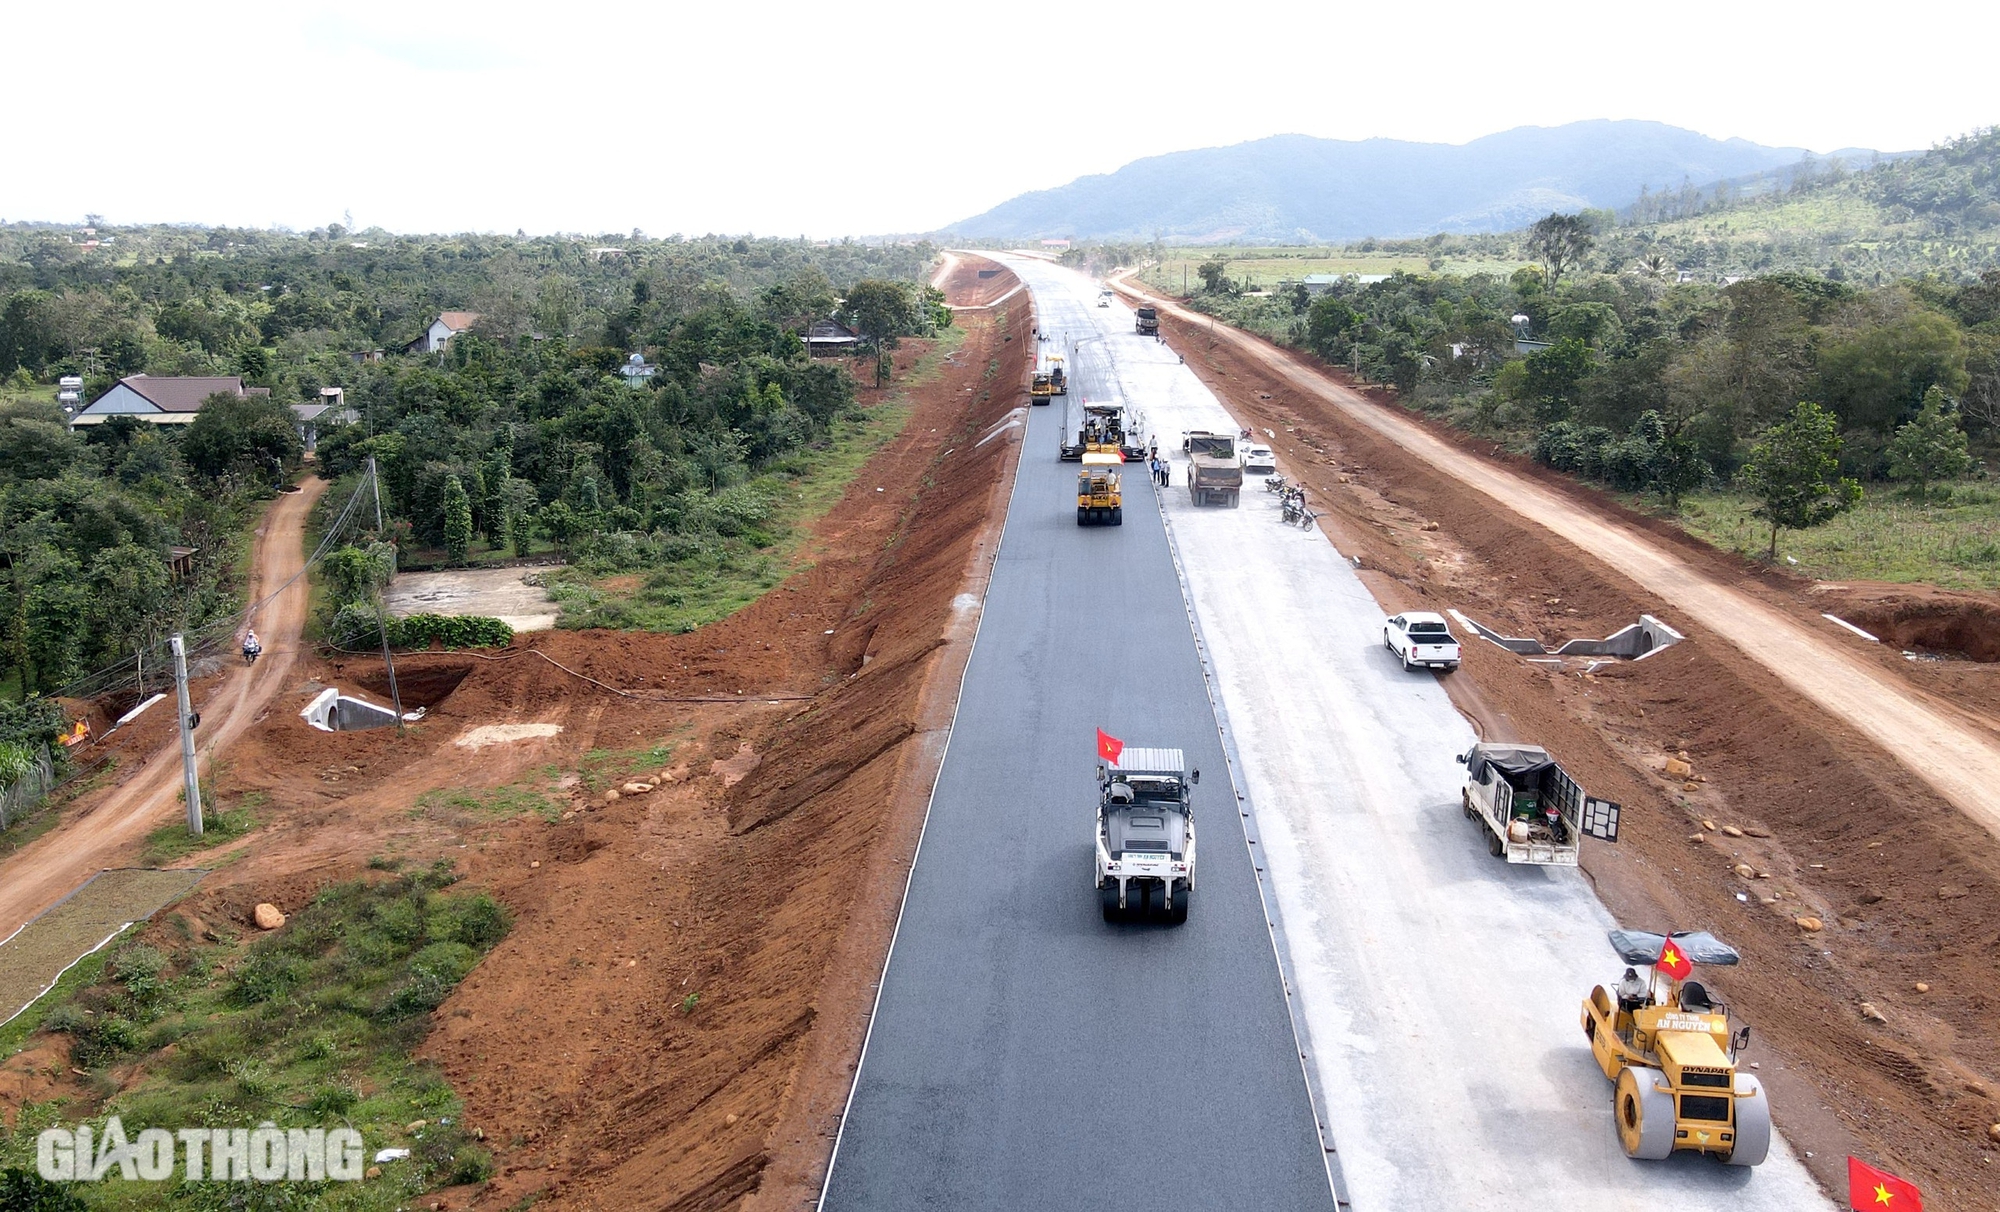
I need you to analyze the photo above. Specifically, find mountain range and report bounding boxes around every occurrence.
[949,120,1893,244]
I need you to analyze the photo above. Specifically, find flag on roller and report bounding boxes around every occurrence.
[1654,936,1694,981]
[1097,729,1124,765]
[1847,1156,1922,1210]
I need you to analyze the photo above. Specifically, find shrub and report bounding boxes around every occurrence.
[390,614,513,649]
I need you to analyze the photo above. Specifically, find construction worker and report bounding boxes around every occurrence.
[1616,966,1648,1016]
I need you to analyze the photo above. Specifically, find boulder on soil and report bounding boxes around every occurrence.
[253,903,285,930]
[1859,1002,1888,1023]
[1796,916,1825,931]
[1721,824,1744,837]
[603,789,620,803]
[1665,757,1694,778]
[621,782,653,795]
[1988,1123,2000,1143]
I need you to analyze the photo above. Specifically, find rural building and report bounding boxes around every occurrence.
[70,375,267,427]
[291,387,358,452]
[410,311,481,354]
[619,352,657,387]
[803,319,863,357]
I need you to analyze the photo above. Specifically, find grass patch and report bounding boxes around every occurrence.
[1671,485,2000,589]
[0,861,509,1210]
[141,794,263,865]
[415,783,560,824]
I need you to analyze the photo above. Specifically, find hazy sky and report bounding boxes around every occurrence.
[8,0,1994,237]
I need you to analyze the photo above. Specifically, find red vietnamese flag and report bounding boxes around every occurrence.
[1848,1156,1922,1211]
[1097,729,1124,766]
[1655,936,1694,981]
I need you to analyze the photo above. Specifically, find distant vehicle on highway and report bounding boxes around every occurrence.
[1242,444,1276,476]
[1135,305,1159,336]
[1096,746,1198,922]
[1097,296,1110,308]
[1383,611,1461,672]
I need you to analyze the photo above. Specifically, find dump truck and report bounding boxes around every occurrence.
[1061,400,1147,462]
[1457,742,1621,864]
[1135,305,1159,336]
[1076,453,1123,525]
[1182,431,1242,507]
[1581,929,1770,1166]
[1095,747,1198,922]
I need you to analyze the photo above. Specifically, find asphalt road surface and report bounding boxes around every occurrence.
[818,285,1336,1208]
[1004,256,1831,1211]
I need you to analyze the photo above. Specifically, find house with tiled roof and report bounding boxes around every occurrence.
[70,375,268,426]
[410,311,481,353]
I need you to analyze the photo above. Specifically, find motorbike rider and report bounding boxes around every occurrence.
[242,629,261,661]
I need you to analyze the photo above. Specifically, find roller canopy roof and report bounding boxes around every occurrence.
[1607,929,1741,967]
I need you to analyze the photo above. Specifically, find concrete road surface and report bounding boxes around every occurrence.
[819,290,1336,1207]
[1003,255,1832,1211]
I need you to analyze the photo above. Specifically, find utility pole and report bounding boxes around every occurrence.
[366,457,406,731]
[170,635,202,836]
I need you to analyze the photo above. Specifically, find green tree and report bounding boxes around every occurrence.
[840,280,922,348]
[536,499,581,556]
[1525,213,1594,291]
[181,393,303,482]
[1522,338,1596,422]
[441,474,473,563]
[1885,386,1971,501]
[1816,309,1968,431]
[497,477,540,556]
[1196,260,1230,293]
[1740,402,1863,558]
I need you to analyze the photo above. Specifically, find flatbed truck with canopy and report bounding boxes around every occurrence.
[1457,742,1620,864]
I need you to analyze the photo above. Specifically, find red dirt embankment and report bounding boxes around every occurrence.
[2,257,1035,1212]
[1150,305,2000,1206]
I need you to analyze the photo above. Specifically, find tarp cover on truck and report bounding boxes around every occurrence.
[1607,929,1742,967]
[1463,742,1554,785]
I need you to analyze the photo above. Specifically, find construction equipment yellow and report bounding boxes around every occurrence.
[1029,355,1067,401]
[1580,929,1770,1166]
[1076,452,1123,526]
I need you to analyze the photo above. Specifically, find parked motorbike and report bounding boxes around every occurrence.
[1265,475,1289,494]
[243,642,262,666]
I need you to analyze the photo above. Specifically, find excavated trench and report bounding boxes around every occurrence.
[1844,603,2000,662]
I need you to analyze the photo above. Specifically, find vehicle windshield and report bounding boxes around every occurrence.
[1123,776,1184,803]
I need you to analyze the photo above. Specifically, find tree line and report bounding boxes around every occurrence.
[0,227,948,710]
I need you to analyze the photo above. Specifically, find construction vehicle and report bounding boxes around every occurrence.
[1095,747,1198,922]
[1182,431,1242,507]
[1029,354,1067,402]
[1060,399,1148,462]
[1581,929,1770,1166]
[1076,453,1123,525]
[1135,305,1159,336]
[1457,742,1621,864]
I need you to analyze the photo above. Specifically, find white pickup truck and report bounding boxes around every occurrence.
[1384,611,1461,672]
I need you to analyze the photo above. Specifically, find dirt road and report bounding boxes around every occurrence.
[0,478,328,939]
[1120,284,2000,841]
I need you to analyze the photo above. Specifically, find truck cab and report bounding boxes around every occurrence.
[1096,748,1198,922]
[1135,306,1159,336]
